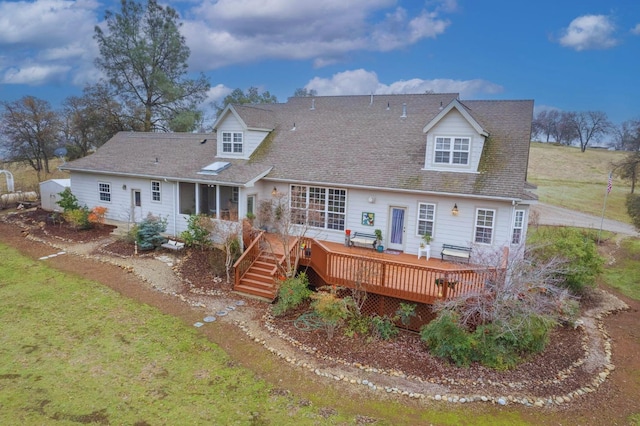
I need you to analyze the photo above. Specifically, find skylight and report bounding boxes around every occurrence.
[199,161,230,175]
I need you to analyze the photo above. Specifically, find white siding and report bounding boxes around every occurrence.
[70,172,183,236]
[424,109,485,172]
[39,179,70,211]
[216,114,268,160]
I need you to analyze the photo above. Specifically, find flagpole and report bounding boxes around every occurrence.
[598,171,612,244]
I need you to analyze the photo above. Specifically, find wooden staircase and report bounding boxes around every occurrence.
[234,251,280,300]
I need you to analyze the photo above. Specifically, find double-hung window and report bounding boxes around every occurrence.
[222,132,243,153]
[151,181,161,202]
[290,185,346,230]
[434,136,470,165]
[417,203,435,238]
[511,210,525,245]
[474,208,495,244]
[98,182,111,202]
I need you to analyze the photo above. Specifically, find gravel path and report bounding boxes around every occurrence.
[531,203,639,237]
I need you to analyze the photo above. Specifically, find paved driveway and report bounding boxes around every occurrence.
[530,203,639,237]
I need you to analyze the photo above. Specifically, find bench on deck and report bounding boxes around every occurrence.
[161,239,185,252]
[349,232,377,249]
[441,244,471,263]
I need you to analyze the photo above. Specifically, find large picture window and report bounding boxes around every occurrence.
[434,136,470,165]
[511,210,525,245]
[98,182,111,202]
[222,132,243,153]
[474,208,495,244]
[417,203,435,238]
[290,185,346,230]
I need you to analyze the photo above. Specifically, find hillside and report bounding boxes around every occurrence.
[527,142,631,223]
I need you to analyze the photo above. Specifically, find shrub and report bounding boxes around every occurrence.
[56,188,80,212]
[370,315,398,340]
[272,272,312,317]
[626,193,640,231]
[180,214,212,250]
[88,206,107,225]
[396,302,417,330]
[344,314,372,338]
[63,207,91,230]
[528,226,603,294]
[420,311,475,367]
[310,287,352,340]
[136,213,167,250]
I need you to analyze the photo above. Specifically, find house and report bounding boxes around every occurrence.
[61,94,535,306]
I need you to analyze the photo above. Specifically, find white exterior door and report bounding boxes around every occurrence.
[131,189,142,222]
[387,207,406,251]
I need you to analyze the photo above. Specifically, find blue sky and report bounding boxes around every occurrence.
[0,0,638,127]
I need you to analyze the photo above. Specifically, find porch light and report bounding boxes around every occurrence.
[271,186,278,196]
[451,204,459,216]
[122,184,127,190]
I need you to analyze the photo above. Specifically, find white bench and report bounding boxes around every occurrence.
[161,239,185,252]
[349,232,377,249]
[440,244,471,262]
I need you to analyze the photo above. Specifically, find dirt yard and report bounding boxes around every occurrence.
[1,208,639,425]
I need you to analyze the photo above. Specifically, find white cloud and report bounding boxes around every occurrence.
[184,1,453,70]
[558,15,618,51]
[2,65,71,85]
[631,23,640,35]
[0,0,100,86]
[304,69,503,98]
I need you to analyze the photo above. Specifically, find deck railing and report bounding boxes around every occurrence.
[234,230,266,289]
[299,238,498,305]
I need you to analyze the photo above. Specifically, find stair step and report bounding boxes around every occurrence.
[234,284,276,300]
[239,278,276,291]
[244,271,274,284]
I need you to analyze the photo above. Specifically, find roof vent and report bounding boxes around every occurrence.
[291,122,296,131]
[199,161,230,175]
[310,99,315,110]
[370,93,373,105]
[439,101,443,111]
[401,103,407,118]
[386,102,390,111]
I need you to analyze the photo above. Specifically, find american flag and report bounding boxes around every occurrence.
[607,172,612,194]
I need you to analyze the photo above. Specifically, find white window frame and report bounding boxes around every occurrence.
[434,136,470,165]
[417,202,436,238]
[474,208,495,244]
[98,182,111,203]
[290,185,346,231]
[151,180,161,202]
[222,131,243,154]
[511,209,525,245]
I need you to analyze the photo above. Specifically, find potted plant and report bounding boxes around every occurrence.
[374,229,384,252]
[420,232,432,248]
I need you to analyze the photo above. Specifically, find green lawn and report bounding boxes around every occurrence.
[0,243,532,425]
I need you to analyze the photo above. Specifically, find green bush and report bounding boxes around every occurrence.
[136,214,167,250]
[180,214,212,250]
[396,302,416,330]
[310,288,352,340]
[370,315,398,340]
[419,311,475,367]
[272,272,312,317]
[63,207,91,230]
[626,193,640,231]
[56,188,80,212]
[528,226,603,294]
[344,314,372,338]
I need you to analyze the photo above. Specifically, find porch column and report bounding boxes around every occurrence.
[195,183,201,214]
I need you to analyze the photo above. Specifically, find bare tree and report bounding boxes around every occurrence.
[615,119,640,152]
[614,152,640,194]
[0,96,60,180]
[570,111,612,152]
[531,110,557,142]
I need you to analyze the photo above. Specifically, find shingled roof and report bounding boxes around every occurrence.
[64,94,534,200]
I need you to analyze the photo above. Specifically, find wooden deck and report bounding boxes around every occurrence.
[235,231,501,304]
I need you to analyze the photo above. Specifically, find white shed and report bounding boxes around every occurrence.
[39,179,70,211]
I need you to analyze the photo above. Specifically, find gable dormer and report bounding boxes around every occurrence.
[422,99,489,173]
[212,104,275,160]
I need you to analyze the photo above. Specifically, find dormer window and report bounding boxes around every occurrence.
[222,132,243,153]
[434,136,470,165]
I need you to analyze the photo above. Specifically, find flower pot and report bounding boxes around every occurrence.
[376,245,384,253]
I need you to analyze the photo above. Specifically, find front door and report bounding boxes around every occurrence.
[131,189,142,222]
[387,207,406,251]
